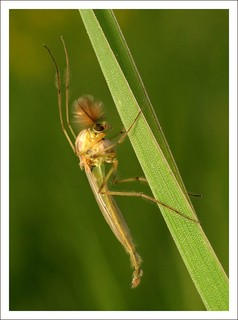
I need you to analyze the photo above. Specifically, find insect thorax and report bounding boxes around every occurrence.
[75,129,116,168]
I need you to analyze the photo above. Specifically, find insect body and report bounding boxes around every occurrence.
[44,36,198,289]
[43,35,143,287]
[73,95,143,288]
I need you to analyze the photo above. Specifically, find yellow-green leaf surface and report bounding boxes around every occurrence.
[79,9,228,310]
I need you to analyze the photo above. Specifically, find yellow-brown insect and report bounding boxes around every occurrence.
[44,36,198,289]
[44,38,143,287]
[73,94,143,287]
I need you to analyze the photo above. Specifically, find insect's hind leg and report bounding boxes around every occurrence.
[113,177,202,198]
[100,189,199,223]
[113,177,147,184]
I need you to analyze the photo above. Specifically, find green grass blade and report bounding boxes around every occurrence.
[79,9,228,310]
[93,10,189,198]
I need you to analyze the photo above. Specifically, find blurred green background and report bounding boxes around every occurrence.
[10,9,228,311]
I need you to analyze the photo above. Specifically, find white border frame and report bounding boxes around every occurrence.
[1,1,237,319]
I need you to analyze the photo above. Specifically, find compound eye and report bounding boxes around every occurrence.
[95,123,105,132]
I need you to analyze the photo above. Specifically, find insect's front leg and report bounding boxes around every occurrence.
[43,39,76,153]
[93,111,142,155]
[117,110,142,144]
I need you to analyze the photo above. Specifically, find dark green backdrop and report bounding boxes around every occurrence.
[10,9,228,311]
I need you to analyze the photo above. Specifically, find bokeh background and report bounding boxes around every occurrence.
[10,9,228,311]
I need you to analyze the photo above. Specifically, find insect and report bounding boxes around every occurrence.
[43,36,198,288]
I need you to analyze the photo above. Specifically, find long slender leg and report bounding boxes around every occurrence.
[98,159,118,192]
[100,190,199,223]
[93,111,142,156]
[43,44,75,153]
[60,36,76,139]
[113,177,147,184]
[114,177,201,198]
[117,110,142,144]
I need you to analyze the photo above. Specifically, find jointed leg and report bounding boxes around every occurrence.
[114,177,201,198]
[60,36,76,139]
[98,159,118,192]
[117,110,142,144]
[100,190,199,223]
[97,111,142,155]
[43,43,75,153]
[89,111,142,159]
[113,177,147,184]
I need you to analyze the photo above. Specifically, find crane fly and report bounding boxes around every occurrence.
[43,36,198,289]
